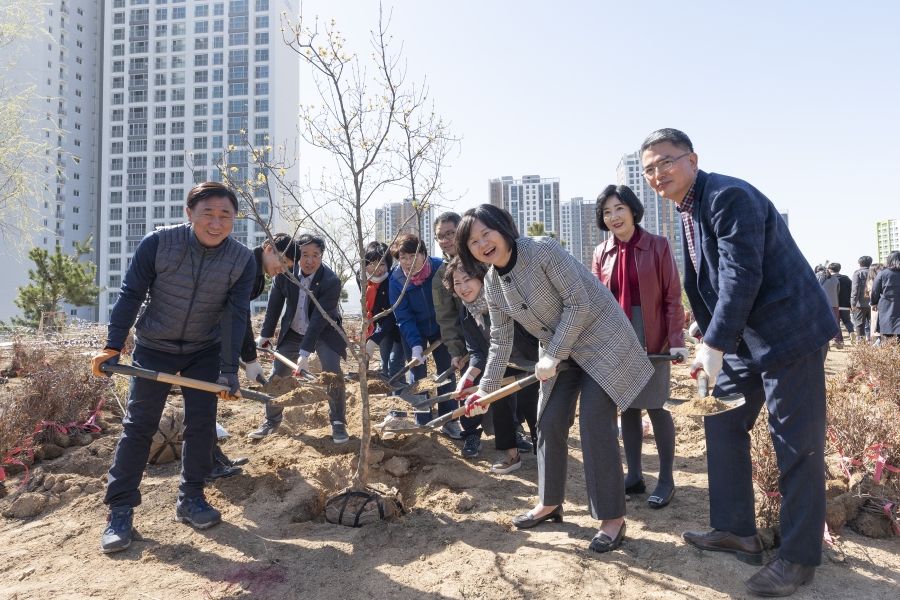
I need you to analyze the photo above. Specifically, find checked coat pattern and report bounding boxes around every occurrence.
[479,236,653,421]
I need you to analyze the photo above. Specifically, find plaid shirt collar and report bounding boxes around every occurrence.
[675,177,698,214]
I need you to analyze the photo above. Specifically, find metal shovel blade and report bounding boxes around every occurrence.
[663,393,745,415]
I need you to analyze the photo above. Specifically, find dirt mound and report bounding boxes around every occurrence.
[402,378,440,396]
[262,374,301,396]
[268,385,331,408]
[366,379,396,394]
[826,492,866,533]
[315,371,345,390]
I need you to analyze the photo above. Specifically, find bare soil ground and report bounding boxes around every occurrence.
[1,343,897,599]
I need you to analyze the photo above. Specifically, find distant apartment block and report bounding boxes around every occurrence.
[559,197,607,270]
[488,175,560,237]
[616,152,684,273]
[0,0,103,323]
[778,209,789,228]
[96,0,298,320]
[375,199,435,255]
[877,219,899,264]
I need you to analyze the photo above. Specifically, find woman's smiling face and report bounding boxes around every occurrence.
[466,219,512,267]
[453,266,483,303]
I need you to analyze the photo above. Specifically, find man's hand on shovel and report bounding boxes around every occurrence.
[691,343,724,384]
[217,373,242,400]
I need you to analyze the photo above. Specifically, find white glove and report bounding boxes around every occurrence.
[534,355,560,381]
[243,360,266,384]
[411,345,425,365]
[688,322,702,340]
[669,347,689,364]
[691,343,724,384]
[256,335,274,349]
[295,354,310,373]
[365,339,378,360]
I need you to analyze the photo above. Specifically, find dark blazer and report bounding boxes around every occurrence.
[260,262,347,359]
[836,273,852,310]
[459,304,538,373]
[683,170,838,371]
[870,268,900,335]
[241,245,267,363]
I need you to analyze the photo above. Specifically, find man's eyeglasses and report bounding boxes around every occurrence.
[643,153,691,179]
[436,231,456,243]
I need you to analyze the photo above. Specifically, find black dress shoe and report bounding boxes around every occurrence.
[206,463,242,482]
[683,529,764,565]
[745,557,815,597]
[648,487,675,509]
[590,522,626,553]
[625,477,646,495]
[512,505,563,529]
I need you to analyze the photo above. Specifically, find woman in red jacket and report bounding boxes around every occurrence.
[591,184,688,509]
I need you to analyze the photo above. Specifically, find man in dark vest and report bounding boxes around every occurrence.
[208,233,300,479]
[250,233,349,444]
[92,182,255,554]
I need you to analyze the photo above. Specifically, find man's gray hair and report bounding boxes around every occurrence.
[640,128,694,154]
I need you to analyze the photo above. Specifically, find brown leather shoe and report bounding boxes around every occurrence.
[745,557,815,597]
[682,529,764,565]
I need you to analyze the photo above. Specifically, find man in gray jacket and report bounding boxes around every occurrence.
[850,255,873,343]
[92,182,255,554]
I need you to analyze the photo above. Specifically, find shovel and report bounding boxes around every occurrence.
[256,345,318,381]
[663,369,745,416]
[100,363,275,403]
[403,375,520,409]
[377,339,443,396]
[432,354,469,384]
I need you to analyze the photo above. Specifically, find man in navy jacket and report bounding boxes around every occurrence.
[641,129,838,597]
[249,233,348,443]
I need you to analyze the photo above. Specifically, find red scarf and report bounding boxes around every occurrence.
[408,257,432,287]
[365,281,380,338]
[612,228,641,319]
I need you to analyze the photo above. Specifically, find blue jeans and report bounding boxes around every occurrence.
[707,344,828,566]
[378,336,405,379]
[399,332,456,425]
[104,343,221,508]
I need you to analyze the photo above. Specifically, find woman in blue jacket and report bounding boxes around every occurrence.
[389,234,459,436]
[360,241,404,379]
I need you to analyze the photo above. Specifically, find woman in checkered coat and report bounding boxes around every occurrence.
[455,204,653,554]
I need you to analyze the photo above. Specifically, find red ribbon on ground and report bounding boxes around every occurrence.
[865,443,899,484]
[0,398,105,487]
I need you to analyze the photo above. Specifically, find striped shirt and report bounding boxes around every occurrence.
[676,178,699,272]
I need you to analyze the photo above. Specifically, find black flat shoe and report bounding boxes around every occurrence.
[590,522,626,553]
[512,505,563,529]
[625,477,646,495]
[648,487,675,509]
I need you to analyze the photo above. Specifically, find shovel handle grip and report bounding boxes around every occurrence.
[256,346,316,381]
[427,374,539,429]
[696,369,709,398]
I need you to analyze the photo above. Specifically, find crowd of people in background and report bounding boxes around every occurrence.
[93,127,900,597]
[817,254,900,345]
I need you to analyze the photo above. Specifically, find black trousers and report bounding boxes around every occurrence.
[105,343,221,508]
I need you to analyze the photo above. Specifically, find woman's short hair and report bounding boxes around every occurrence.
[389,233,427,259]
[364,241,392,269]
[887,251,900,271]
[455,204,520,274]
[595,184,644,231]
[442,256,488,295]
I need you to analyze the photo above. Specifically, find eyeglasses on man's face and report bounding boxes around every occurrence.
[436,231,456,243]
[642,152,691,179]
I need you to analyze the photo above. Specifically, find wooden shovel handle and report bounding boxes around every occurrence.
[387,339,442,385]
[100,364,274,403]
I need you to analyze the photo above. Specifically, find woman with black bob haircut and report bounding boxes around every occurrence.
[360,241,404,379]
[592,184,687,510]
[455,204,653,553]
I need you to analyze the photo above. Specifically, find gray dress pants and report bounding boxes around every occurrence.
[538,359,626,520]
[265,329,347,425]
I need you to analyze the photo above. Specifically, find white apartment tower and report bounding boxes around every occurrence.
[488,175,560,237]
[0,0,103,323]
[616,152,684,273]
[97,0,298,320]
[375,199,435,255]
[559,196,607,271]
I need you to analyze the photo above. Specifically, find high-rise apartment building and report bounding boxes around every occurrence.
[559,197,607,270]
[375,199,435,255]
[0,0,103,323]
[616,152,684,273]
[488,175,560,237]
[778,209,789,229]
[96,0,298,320]
[876,219,899,264]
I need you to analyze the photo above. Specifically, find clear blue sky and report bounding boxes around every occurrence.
[293,0,899,270]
